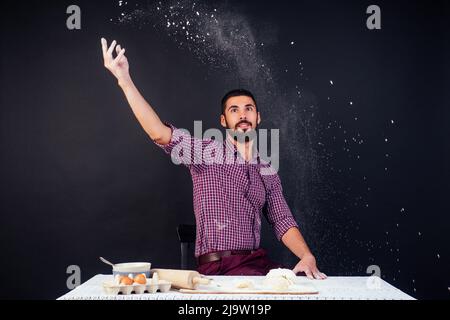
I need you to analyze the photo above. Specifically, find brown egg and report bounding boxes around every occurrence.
[119,276,134,286]
[134,274,147,285]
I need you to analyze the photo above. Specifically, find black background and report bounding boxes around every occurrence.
[0,0,448,299]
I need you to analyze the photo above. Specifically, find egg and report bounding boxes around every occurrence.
[119,276,134,285]
[134,273,147,285]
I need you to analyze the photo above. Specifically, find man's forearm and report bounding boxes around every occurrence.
[119,78,171,145]
[281,227,313,259]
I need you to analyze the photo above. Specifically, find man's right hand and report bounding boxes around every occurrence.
[100,38,172,145]
[101,38,131,87]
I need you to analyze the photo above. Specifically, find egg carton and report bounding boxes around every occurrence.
[103,273,172,295]
[102,277,172,295]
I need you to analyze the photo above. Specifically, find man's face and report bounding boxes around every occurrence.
[220,95,261,135]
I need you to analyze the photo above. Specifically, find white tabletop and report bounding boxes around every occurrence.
[58,275,415,300]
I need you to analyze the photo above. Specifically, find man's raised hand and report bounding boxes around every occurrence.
[101,38,131,86]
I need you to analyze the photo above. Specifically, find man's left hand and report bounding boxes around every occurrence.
[292,254,327,280]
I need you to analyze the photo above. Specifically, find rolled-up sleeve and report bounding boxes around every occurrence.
[264,173,299,241]
[152,122,181,155]
[152,122,215,172]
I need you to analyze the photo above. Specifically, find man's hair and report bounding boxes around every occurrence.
[221,89,258,115]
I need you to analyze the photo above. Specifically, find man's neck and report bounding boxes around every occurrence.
[227,136,256,162]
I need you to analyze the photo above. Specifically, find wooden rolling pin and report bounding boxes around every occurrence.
[151,269,211,290]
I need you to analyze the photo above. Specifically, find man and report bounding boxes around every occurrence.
[100,38,326,279]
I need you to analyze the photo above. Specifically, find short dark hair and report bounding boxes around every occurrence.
[221,89,258,115]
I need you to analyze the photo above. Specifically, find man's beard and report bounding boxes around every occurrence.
[225,119,258,143]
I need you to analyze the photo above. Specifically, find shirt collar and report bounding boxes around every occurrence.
[224,137,260,164]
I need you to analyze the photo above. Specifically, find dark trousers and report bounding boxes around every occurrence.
[196,248,286,276]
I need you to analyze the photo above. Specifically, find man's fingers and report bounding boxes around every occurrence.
[101,38,107,56]
[107,40,117,57]
[114,43,123,61]
[113,48,126,64]
[313,271,327,280]
[304,270,314,280]
[311,268,320,280]
[313,272,323,280]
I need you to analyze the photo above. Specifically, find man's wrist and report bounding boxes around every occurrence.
[118,76,134,90]
[299,251,314,260]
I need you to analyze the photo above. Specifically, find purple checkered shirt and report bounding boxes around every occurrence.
[153,123,299,257]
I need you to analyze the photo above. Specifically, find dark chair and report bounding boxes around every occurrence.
[176,224,196,270]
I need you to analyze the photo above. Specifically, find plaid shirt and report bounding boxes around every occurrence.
[154,123,299,257]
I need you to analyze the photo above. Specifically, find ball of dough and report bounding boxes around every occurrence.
[263,277,290,291]
[266,268,297,285]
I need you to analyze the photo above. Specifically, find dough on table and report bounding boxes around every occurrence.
[233,279,255,289]
[263,276,291,291]
[263,268,298,291]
